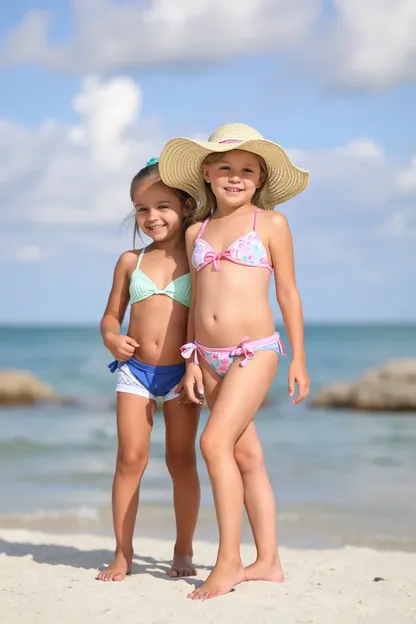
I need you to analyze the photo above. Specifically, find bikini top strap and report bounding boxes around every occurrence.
[136,247,145,268]
[253,208,259,230]
[196,218,209,240]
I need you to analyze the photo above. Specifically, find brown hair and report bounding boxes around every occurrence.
[187,152,270,225]
[128,162,195,247]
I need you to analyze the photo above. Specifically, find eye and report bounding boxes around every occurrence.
[136,207,147,213]
[158,205,169,210]
[243,168,254,174]
[219,165,231,170]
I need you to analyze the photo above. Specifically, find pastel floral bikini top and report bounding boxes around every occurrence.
[192,208,273,273]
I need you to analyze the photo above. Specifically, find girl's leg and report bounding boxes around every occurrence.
[200,361,283,586]
[191,350,278,600]
[234,422,284,582]
[164,398,200,577]
[96,393,155,581]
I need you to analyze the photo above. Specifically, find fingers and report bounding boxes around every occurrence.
[185,380,201,404]
[175,377,184,395]
[291,380,310,405]
[288,375,295,398]
[194,367,204,397]
[117,349,134,361]
[117,337,139,361]
[124,336,140,348]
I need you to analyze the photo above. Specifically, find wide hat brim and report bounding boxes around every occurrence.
[159,137,309,208]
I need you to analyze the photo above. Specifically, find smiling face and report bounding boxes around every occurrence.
[132,178,185,242]
[203,149,266,210]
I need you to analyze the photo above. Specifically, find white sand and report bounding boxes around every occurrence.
[0,529,415,624]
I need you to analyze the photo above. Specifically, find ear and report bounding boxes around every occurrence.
[202,164,211,183]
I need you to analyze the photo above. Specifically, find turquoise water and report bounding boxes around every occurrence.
[0,325,415,549]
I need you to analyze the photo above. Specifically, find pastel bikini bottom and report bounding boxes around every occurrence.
[181,332,286,378]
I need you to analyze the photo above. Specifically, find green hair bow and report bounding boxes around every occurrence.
[146,157,159,166]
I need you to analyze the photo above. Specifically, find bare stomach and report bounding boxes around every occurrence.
[127,297,188,366]
[194,267,275,347]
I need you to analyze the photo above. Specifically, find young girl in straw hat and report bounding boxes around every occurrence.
[159,123,310,600]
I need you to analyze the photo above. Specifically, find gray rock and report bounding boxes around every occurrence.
[311,359,416,412]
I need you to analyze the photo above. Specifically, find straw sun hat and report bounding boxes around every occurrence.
[159,123,309,208]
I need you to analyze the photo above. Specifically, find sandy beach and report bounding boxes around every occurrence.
[1,529,414,624]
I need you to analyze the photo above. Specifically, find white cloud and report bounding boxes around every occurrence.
[397,156,416,195]
[1,1,416,91]
[0,0,321,73]
[16,245,46,262]
[0,74,415,284]
[289,138,398,211]
[377,211,416,239]
[0,75,164,226]
[312,0,416,89]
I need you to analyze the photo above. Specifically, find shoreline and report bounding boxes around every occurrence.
[0,503,415,554]
[1,528,415,623]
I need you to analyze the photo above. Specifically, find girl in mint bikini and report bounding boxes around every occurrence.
[97,159,200,581]
[159,123,311,600]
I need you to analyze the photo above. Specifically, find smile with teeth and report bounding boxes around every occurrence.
[224,187,243,192]
[147,224,164,231]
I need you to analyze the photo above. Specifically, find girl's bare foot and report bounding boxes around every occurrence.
[244,555,284,583]
[169,552,197,577]
[188,560,246,600]
[96,551,132,582]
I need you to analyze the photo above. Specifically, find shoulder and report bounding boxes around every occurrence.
[116,250,140,272]
[261,210,289,231]
[185,222,203,245]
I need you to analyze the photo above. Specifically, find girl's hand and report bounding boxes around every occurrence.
[288,360,310,405]
[175,375,192,404]
[104,333,139,362]
[184,363,205,405]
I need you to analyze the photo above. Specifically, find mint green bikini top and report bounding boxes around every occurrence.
[129,247,191,308]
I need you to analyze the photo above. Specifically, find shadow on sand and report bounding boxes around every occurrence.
[0,538,204,589]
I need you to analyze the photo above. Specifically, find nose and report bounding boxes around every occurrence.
[146,209,159,222]
[228,171,241,182]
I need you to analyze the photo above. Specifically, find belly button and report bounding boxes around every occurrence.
[213,315,217,321]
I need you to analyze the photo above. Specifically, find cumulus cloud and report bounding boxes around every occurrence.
[397,156,416,195]
[16,245,46,262]
[312,0,416,89]
[1,1,416,90]
[0,75,164,226]
[289,138,398,219]
[0,0,321,73]
[0,74,415,281]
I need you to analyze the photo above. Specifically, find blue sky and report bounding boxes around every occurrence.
[1,0,415,323]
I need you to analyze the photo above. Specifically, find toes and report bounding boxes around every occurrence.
[112,572,124,581]
[170,567,197,578]
[96,570,127,582]
[96,572,108,582]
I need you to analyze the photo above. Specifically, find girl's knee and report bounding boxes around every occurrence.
[117,447,149,475]
[235,443,265,474]
[200,430,231,465]
[165,448,197,475]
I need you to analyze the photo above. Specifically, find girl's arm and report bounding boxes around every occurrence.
[183,224,204,404]
[268,212,310,404]
[100,252,139,361]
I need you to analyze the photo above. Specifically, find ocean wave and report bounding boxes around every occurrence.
[0,435,115,457]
